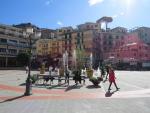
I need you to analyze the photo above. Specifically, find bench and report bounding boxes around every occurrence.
[36,74,87,86]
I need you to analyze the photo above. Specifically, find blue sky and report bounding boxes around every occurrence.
[0,0,150,29]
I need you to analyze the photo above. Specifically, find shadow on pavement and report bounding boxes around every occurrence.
[0,95,25,103]
[65,85,82,92]
[86,85,101,89]
[32,84,50,88]
[19,83,26,86]
[105,90,118,97]
[47,83,67,89]
[103,79,108,83]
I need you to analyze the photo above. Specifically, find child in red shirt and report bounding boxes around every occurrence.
[108,67,120,91]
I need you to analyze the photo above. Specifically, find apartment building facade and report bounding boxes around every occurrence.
[0,24,29,67]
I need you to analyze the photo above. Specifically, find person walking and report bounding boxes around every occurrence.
[108,67,120,91]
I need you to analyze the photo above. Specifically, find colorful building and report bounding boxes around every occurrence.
[103,33,150,69]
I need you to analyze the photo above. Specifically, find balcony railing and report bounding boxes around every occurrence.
[0,42,29,48]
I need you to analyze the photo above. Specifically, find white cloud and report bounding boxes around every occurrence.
[88,0,104,6]
[57,21,63,26]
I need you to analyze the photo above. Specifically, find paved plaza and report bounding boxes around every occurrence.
[0,70,150,113]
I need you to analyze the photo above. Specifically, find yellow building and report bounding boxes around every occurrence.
[36,38,64,57]
[36,39,49,56]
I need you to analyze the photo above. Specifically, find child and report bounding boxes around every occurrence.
[108,67,120,91]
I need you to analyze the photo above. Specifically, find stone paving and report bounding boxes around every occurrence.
[0,70,150,113]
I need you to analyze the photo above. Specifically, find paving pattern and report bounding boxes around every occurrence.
[0,70,150,113]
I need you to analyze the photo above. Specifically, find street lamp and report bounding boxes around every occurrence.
[24,28,41,96]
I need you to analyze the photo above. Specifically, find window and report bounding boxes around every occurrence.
[103,41,106,45]
[134,53,136,57]
[0,48,6,52]
[67,30,70,32]
[109,41,112,45]
[8,49,17,54]
[9,40,17,44]
[82,32,84,37]
[111,54,114,56]
[20,41,26,44]
[109,35,112,40]
[116,36,119,39]
[145,47,148,50]
[104,47,107,51]
[0,38,7,43]
[77,33,80,37]
[19,50,26,53]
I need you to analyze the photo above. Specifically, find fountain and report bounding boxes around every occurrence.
[86,53,93,78]
[73,49,77,69]
[97,68,101,77]
[90,53,93,69]
[63,51,68,70]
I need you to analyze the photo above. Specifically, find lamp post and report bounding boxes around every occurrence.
[24,34,32,96]
[24,28,41,96]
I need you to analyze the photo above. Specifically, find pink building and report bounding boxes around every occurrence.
[104,33,150,64]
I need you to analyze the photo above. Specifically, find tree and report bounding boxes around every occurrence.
[17,53,29,66]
